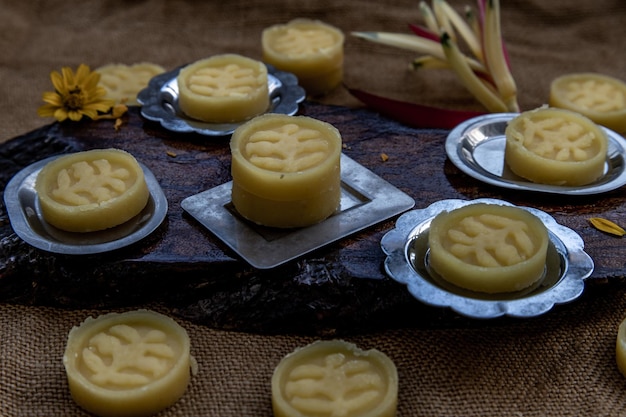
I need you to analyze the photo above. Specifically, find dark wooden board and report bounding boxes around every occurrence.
[1,104,625,335]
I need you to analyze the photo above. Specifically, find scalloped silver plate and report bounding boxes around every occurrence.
[137,64,306,137]
[446,113,626,195]
[4,155,168,255]
[381,198,594,318]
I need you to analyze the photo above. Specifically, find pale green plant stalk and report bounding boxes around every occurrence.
[483,0,519,111]
[441,32,508,112]
[352,0,520,113]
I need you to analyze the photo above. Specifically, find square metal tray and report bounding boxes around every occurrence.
[181,154,415,269]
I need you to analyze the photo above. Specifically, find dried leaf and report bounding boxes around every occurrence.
[589,217,626,237]
[380,153,389,162]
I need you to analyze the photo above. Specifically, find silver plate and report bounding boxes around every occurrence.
[446,113,626,195]
[137,64,306,137]
[4,156,168,255]
[181,154,415,269]
[381,198,594,319]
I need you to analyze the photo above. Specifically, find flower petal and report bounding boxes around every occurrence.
[61,66,76,87]
[84,100,114,113]
[41,91,63,106]
[83,71,101,92]
[92,85,108,100]
[80,108,99,120]
[74,63,91,84]
[67,110,84,121]
[589,217,626,237]
[54,108,69,122]
[50,71,67,95]
[37,104,59,117]
[41,64,121,123]
[111,104,128,118]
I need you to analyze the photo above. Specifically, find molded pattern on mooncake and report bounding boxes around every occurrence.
[35,149,149,232]
[177,54,269,123]
[428,203,549,294]
[63,310,192,417]
[272,340,398,417]
[550,72,626,133]
[230,113,342,228]
[96,62,165,105]
[262,19,344,95]
[504,107,608,186]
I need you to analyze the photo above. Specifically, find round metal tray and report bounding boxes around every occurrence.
[381,198,594,318]
[137,64,306,137]
[446,113,626,195]
[4,155,168,255]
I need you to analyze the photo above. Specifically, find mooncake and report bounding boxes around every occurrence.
[428,203,549,294]
[35,149,149,232]
[230,113,342,228]
[262,19,344,96]
[550,72,626,132]
[177,54,269,123]
[63,310,192,417]
[504,107,608,186]
[96,62,165,105]
[272,340,398,417]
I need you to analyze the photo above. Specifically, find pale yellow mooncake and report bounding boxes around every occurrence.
[96,62,166,105]
[63,310,192,417]
[230,113,342,228]
[177,54,269,123]
[272,340,398,417]
[428,203,549,294]
[550,72,626,133]
[262,19,345,96]
[504,107,608,186]
[35,149,149,232]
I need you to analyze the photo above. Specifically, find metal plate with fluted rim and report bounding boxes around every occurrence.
[137,64,306,137]
[4,156,168,255]
[446,113,626,195]
[381,198,594,319]
[181,154,415,269]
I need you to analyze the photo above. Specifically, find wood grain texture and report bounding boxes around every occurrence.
[1,104,624,335]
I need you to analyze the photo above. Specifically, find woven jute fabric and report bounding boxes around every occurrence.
[2,285,626,417]
[2,0,626,416]
[2,0,626,142]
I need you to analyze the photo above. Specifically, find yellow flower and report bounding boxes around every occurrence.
[38,64,115,122]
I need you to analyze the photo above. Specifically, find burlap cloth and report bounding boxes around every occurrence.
[2,0,626,416]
